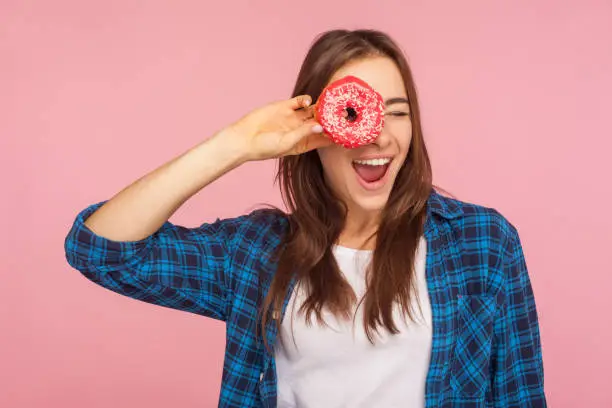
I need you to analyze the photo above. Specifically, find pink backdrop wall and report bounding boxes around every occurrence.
[2,1,611,407]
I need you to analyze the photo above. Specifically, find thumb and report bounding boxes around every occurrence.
[284,121,332,155]
[284,120,322,144]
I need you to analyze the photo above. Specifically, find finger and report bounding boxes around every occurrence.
[283,120,322,146]
[287,95,312,111]
[294,105,315,122]
[285,121,332,154]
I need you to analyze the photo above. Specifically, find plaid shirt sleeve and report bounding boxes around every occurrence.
[491,226,547,407]
[64,202,237,321]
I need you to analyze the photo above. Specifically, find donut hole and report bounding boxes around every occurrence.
[344,106,358,122]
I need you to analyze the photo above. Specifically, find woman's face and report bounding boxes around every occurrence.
[317,56,412,216]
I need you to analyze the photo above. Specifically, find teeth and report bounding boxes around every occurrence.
[353,158,392,166]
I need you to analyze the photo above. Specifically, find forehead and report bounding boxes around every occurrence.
[327,56,407,100]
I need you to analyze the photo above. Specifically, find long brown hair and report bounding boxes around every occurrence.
[261,29,433,345]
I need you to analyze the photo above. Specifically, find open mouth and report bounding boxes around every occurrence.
[352,157,392,186]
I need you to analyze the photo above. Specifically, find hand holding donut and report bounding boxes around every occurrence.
[225,76,384,162]
[226,95,332,162]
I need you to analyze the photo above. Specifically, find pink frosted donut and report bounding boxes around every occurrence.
[315,75,385,148]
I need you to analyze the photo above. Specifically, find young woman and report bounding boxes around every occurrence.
[65,29,546,407]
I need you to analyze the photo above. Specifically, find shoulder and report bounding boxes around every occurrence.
[199,208,289,290]
[430,191,520,246]
[431,192,529,297]
[207,207,289,252]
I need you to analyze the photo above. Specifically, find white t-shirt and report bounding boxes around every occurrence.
[275,238,432,408]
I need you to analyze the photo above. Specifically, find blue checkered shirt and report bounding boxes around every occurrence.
[64,190,546,407]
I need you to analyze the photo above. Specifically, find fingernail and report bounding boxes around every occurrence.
[304,98,312,107]
[312,124,323,133]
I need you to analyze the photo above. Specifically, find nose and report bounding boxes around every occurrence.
[372,127,392,149]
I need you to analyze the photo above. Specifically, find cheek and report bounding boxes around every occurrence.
[386,121,413,155]
[317,147,351,185]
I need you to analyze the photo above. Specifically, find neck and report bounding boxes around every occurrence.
[337,208,381,250]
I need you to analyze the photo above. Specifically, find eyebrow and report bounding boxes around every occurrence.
[384,97,410,107]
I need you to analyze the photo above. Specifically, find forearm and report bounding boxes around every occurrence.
[84,129,247,241]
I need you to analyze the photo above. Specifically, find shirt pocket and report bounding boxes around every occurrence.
[450,294,497,397]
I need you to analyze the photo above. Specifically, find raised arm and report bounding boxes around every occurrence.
[80,95,325,241]
[64,95,330,320]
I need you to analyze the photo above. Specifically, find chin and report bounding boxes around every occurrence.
[350,190,392,213]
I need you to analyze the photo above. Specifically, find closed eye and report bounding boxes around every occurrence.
[385,111,410,117]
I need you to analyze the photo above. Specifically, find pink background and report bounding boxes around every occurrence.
[2,1,611,407]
